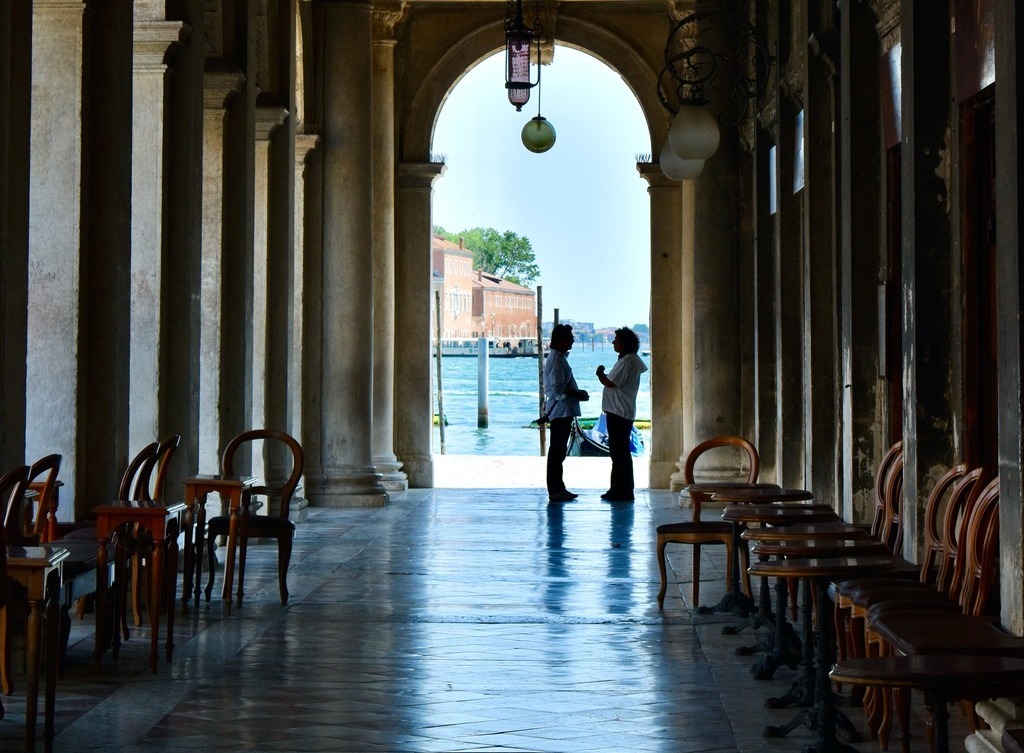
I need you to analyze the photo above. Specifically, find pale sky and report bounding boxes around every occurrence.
[431,46,652,330]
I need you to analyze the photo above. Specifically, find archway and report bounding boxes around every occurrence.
[429,47,651,479]
[393,9,686,489]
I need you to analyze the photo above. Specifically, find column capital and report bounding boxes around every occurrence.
[203,69,246,109]
[134,21,189,69]
[636,161,681,190]
[255,106,289,141]
[373,1,408,40]
[295,133,320,164]
[398,162,447,189]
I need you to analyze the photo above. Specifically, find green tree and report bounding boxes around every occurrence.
[434,225,540,286]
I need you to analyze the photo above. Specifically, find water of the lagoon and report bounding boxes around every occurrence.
[431,345,652,456]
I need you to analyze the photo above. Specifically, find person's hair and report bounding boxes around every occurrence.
[615,326,640,355]
[549,323,573,347]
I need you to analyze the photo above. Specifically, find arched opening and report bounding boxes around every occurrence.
[426,46,652,484]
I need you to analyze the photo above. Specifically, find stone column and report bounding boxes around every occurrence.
[994,0,1024,634]
[395,162,446,488]
[25,0,87,504]
[129,20,187,456]
[371,7,407,491]
[804,25,840,506]
[637,162,685,491]
[900,0,954,554]
[290,133,318,520]
[308,0,387,506]
[199,71,245,472]
[0,0,30,471]
[251,106,288,481]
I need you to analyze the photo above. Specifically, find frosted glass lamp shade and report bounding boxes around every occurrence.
[659,141,704,180]
[522,116,556,153]
[668,103,720,160]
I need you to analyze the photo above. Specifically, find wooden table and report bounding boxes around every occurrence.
[6,544,68,753]
[832,656,1024,753]
[93,499,186,673]
[182,474,255,613]
[743,534,890,705]
[749,556,899,753]
[701,490,822,619]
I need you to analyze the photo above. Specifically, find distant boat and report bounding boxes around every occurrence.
[436,337,539,358]
[567,414,645,457]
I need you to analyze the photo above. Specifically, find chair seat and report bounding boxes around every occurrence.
[870,614,1024,657]
[657,520,733,536]
[207,515,295,534]
[851,585,949,609]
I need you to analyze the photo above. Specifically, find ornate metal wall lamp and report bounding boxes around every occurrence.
[658,7,772,179]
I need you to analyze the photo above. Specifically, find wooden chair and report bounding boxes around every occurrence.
[655,436,759,610]
[47,439,174,668]
[0,464,30,698]
[205,429,304,606]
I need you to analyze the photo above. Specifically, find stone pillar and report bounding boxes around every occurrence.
[900,0,954,555]
[637,163,685,491]
[308,0,387,506]
[839,0,885,524]
[290,133,318,519]
[371,8,407,491]
[0,0,30,471]
[251,106,288,481]
[993,0,1023,632]
[25,0,87,504]
[129,20,187,456]
[199,71,245,472]
[395,162,446,488]
[804,24,840,506]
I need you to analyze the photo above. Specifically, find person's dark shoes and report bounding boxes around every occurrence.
[549,490,577,502]
[601,491,634,502]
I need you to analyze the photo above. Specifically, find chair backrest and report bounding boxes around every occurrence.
[879,452,905,554]
[24,453,62,544]
[682,436,759,486]
[957,477,1000,617]
[918,463,968,584]
[0,465,25,612]
[151,434,181,501]
[932,466,984,597]
[117,435,180,502]
[222,429,304,520]
[0,464,32,562]
[869,441,903,539]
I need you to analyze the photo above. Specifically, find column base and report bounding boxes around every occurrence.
[646,459,679,490]
[373,456,408,492]
[399,457,433,488]
[305,470,389,508]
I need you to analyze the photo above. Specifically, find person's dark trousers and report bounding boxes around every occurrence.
[606,411,635,499]
[547,416,572,494]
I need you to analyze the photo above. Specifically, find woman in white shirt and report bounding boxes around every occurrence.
[595,327,648,501]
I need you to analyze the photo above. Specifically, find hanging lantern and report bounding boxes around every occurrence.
[668,102,720,161]
[659,141,704,180]
[505,0,538,111]
[522,115,556,153]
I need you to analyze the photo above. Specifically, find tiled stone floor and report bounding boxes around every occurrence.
[1,466,973,752]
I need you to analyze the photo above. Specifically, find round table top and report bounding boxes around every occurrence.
[748,538,891,558]
[741,522,869,541]
[685,482,782,494]
[748,555,898,579]
[722,505,838,525]
[830,655,1024,691]
[711,487,814,504]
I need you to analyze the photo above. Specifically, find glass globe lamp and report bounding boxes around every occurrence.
[668,102,720,160]
[522,115,556,153]
[659,141,704,181]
